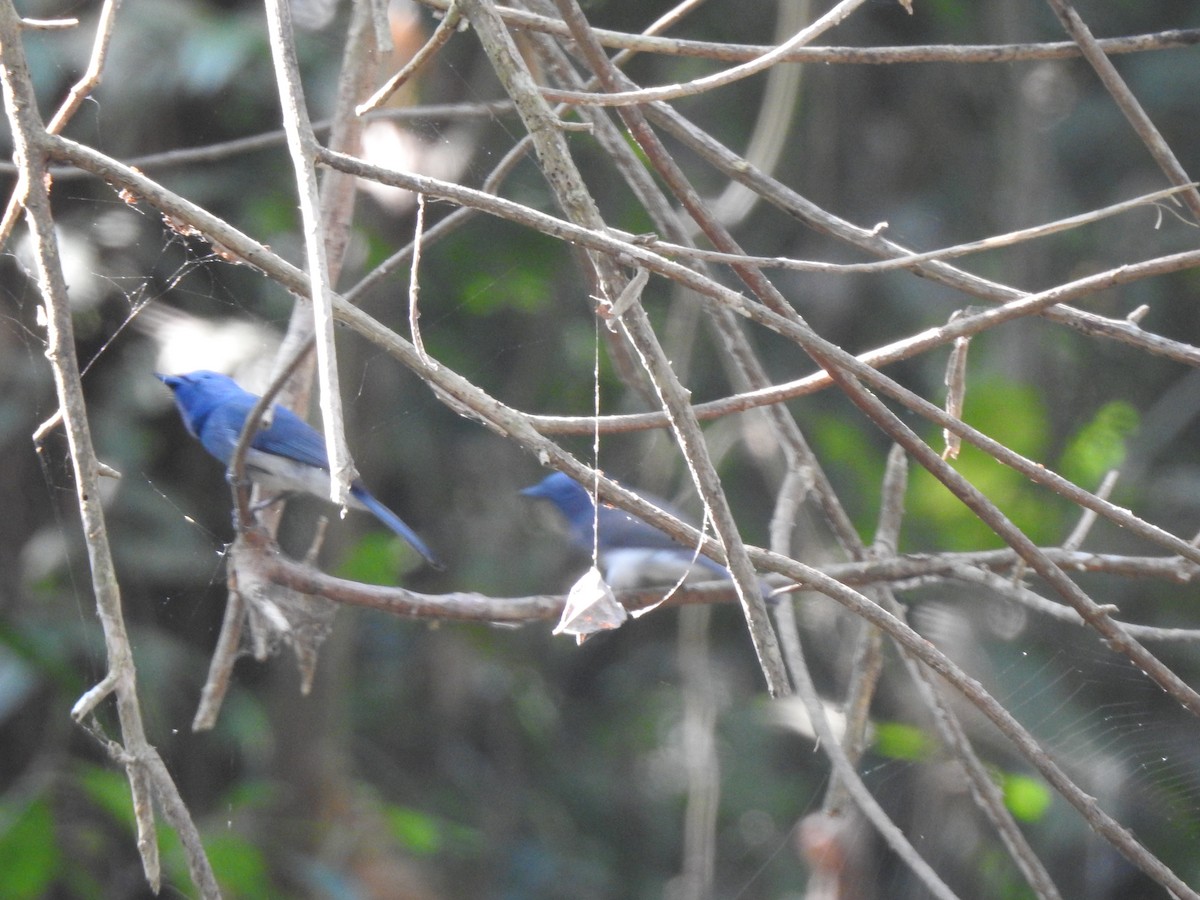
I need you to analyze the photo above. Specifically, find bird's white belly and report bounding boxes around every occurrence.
[245,449,366,509]
[601,548,718,589]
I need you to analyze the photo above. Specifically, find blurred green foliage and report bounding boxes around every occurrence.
[1001,774,1053,824]
[873,721,934,763]
[908,379,1061,549]
[1059,400,1140,488]
[0,799,60,900]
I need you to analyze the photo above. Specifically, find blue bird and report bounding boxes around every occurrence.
[521,471,732,589]
[158,370,440,568]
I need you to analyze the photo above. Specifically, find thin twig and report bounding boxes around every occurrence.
[820,448,901,824]
[191,581,247,732]
[408,193,435,365]
[768,468,811,559]
[677,604,719,898]
[643,101,1200,366]
[0,0,121,247]
[1062,469,1120,552]
[942,326,969,460]
[778,603,960,900]
[415,0,1200,66]
[319,0,380,286]
[650,183,1197,274]
[541,0,872,107]
[264,0,357,506]
[874,443,909,558]
[357,2,461,115]
[1045,0,1200,220]
[20,16,79,29]
[820,547,1197,589]
[0,102,517,179]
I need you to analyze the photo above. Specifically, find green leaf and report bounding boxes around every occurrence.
[812,412,883,493]
[156,791,274,897]
[909,379,1063,547]
[77,764,136,833]
[203,832,271,898]
[810,412,884,539]
[1001,773,1052,822]
[337,532,416,584]
[873,722,932,761]
[385,806,443,856]
[0,799,61,899]
[1059,401,1139,488]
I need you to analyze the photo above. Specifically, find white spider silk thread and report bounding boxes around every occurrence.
[591,315,601,565]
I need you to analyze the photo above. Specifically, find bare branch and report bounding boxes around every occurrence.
[0,2,215,893]
[1046,0,1200,220]
[1062,469,1120,552]
[651,183,1198,274]
[357,2,462,115]
[408,194,434,366]
[264,0,356,505]
[416,0,1200,66]
[0,0,121,246]
[541,0,873,107]
[19,16,79,29]
[784,610,961,900]
[942,328,969,460]
[191,584,247,733]
[644,101,1200,366]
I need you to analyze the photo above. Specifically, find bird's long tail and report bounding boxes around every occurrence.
[351,485,442,569]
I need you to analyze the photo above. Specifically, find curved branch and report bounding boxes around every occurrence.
[415,1,1200,65]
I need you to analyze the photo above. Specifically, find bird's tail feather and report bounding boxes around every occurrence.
[352,486,442,569]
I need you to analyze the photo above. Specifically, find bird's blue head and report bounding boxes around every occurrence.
[520,472,596,522]
[156,370,242,439]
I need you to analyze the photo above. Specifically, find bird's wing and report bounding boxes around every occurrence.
[595,504,688,553]
[199,398,330,470]
[195,397,256,464]
[252,406,331,470]
[596,501,730,579]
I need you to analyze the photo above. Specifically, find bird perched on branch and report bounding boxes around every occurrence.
[158,370,440,568]
[521,471,731,589]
